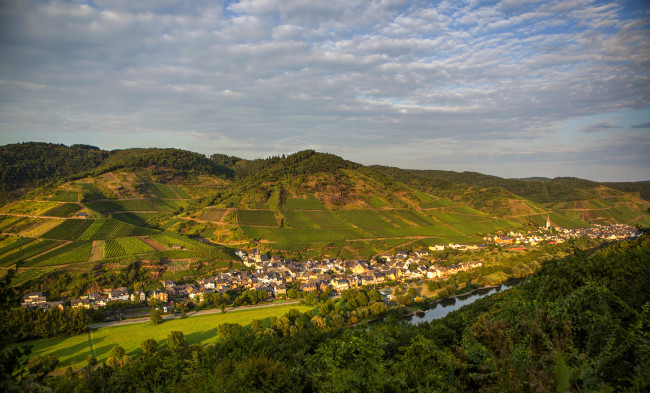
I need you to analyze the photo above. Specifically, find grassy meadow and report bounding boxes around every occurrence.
[26,304,315,372]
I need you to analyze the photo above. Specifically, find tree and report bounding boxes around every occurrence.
[150,307,162,325]
[106,345,128,368]
[141,338,158,356]
[167,331,186,351]
[178,303,187,319]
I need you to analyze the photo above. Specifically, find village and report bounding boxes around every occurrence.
[20,223,642,312]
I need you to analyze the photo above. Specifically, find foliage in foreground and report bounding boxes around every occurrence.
[25,235,649,392]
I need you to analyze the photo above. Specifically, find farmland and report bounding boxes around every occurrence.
[22,241,92,267]
[0,239,63,267]
[85,199,188,213]
[236,209,278,226]
[77,219,158,240]
[41,220,93,241]
[199,208,228,222]
[101,237,155,259]
[42,203,81,217]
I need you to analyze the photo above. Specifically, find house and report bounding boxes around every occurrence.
[71,298,91,309]
[77,212,88,219]
[351,261,368,274]
[108,287,130,302]
[21,292,47,307]
[171,244,183,250]
[39,301,65,310]
[273,284,287,297]
[149,289,168,303]
[301,282,318,292]
[130,290,147,303]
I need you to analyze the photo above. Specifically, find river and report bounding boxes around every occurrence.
[408,278,524,324]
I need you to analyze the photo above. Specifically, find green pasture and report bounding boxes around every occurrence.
[25,304,315,371]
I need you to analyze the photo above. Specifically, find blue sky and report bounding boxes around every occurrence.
[0,0,648,181]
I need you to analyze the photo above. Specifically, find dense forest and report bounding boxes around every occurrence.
[0,143,107,202]
[2,235,647,392]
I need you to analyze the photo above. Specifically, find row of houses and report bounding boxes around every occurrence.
[485,224,642,247]
[24,247,485,309]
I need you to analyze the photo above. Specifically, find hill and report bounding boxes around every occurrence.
[0,144,648,280]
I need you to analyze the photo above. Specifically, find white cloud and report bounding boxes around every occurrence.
[0,0,648,181]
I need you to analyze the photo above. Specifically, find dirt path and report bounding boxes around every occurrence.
[141,236,168,251]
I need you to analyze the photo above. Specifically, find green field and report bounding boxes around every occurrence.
[41,219,93,241]
[451,219,520,235]
[42,203,81,218]
[335,210,393,228]
[79,183,105,201]
[236,209,278,226]
[85,199,188,213]
[151,232,216,251]
[283,194,325,210]
[199,208,228,222]
[25,304,315,371]
[145,183,178,199]
[241,226,364,243]
[48,190,79,203]
[0,239,62,267]
[78,219,159,240]
[111,212,162,227]
[281,210,350,228]
[0,236,36,256]
[0,216,27,232]
[23,241,92,267]
[420,198,454,208]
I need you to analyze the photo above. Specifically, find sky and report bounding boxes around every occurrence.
[0,0,649,182]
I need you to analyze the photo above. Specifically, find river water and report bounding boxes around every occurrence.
[408,278,523,324]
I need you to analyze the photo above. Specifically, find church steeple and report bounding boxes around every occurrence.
[545,214,551,229]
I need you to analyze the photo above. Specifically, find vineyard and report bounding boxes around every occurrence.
[41,220,93,241]
[48,190,79,202]
[236,209,278,226]
[85,198,188,212]
[23,241,92,267]
[77,219,159,240]
[43,203,81,217]
[199,208,228,222]
[0,239,63,267]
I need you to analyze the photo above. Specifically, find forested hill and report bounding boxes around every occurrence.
[28,234,650,392]
[0,143,233,203]
[0,143,107,202]
[372,165,650,203]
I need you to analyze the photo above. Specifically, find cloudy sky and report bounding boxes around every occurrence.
[1,0,649,181]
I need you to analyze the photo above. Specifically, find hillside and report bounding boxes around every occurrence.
[20,233,650,392]
[0,144,648,281]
